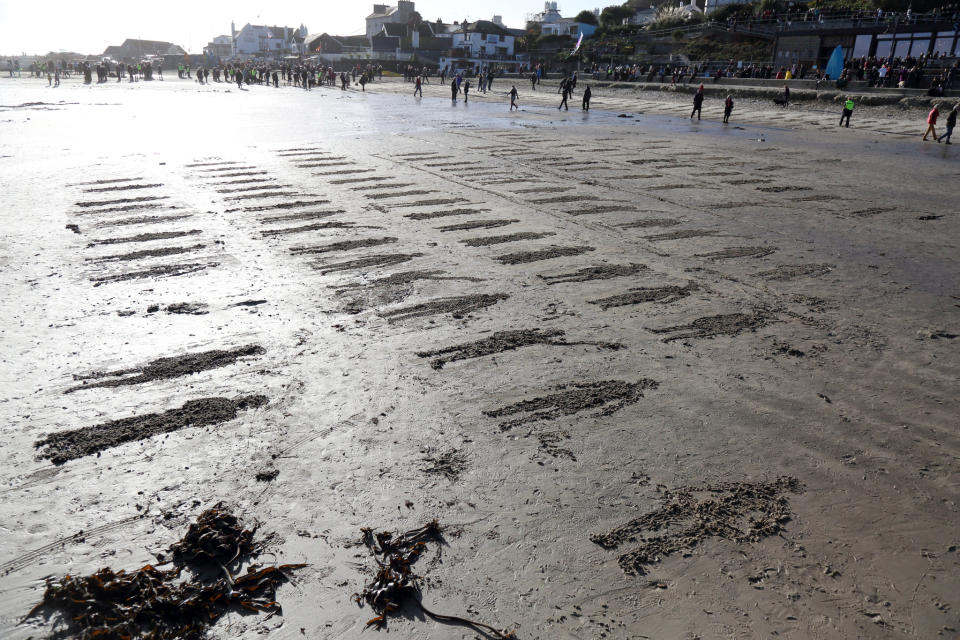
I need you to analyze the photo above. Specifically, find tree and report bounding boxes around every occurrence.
[600,5,635,28]
[575,10,600,25]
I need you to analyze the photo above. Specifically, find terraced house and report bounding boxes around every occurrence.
[452,20,517,59]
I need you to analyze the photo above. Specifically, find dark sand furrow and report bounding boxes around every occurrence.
[313,253,423,274]
[380,293,509,323]
[91,244,206,263]
[83,183,163,193]
[96,214,193,228]
[461,232,556,247]
[68,345,264,393]
[437,219,518,232]
[76,196,169,208]
[291,237,398,255]
[91,262,217,286]
[406,208,490,220]
[539,264,648,285]
[227,200,330,213]
[484,379,658,431]
[88,230,203,246]
[496,246,595,265]
[35,395,267,464]
[258,209,345,223]
[261,222,363,237]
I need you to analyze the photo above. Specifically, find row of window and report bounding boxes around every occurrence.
[780,32,958,61]
[853,32,957,58]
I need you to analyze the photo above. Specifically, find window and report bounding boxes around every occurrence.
[934,34,955,56]
[875,38,892,58]
[853,34,871,58]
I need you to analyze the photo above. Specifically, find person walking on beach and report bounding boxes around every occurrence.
[723,95,734,123]
[559,83,570,110]
[463,78,470,103]
[839,97,854,127]
[582,85,592,111]
[937,104,958,144]
[509,85,519,111]
[414,74,422,97]
[782,84,790,107]
[923,104,941,141]
[450,77,459,102]
[691,85,704,120]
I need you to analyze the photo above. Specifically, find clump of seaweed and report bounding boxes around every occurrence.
[27,503,306,639]
[353,521,515,638]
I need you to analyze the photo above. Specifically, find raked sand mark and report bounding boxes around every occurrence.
[406,208,490,221]
[590,282,700,310]
[335,270,483,292]
[95,214,194,229]
[437,219,519,232]
[484,380,659,431]
[380,293,509,323]
[695,247,777,260]
[91,244,207,263]
[538,264,648,285]
[590,477,803,576]
[35,395,268,465]
[648,312,772,342]
[88,230,203,246]
[66,345,265,393]
[416,329,624,370]
[291,237,398,255]
[617,218,682,229]
[91,262,217,286]
[460,232,556,247]
[753,264,836,281]
[496,246,595,265]
[313,253,424,274]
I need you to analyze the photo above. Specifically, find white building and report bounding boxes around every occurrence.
[204,35,233,59]
[231,22,308,57]
[366,1,417,39]
[452,20,516,58]
[529,3,599,37]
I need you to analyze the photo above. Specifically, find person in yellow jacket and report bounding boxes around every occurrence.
[839,97,854,127]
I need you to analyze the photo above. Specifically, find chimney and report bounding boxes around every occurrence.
[373,4,388,14]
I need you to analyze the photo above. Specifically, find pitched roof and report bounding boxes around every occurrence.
[456,20,512,37]
[367,6,398,19]
[306,33,371,53]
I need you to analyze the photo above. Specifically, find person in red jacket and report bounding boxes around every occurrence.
[922,104,941,141]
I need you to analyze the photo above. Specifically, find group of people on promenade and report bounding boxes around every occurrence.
[586,54,957,97]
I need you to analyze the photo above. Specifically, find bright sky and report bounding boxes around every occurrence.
[0,0,605,56]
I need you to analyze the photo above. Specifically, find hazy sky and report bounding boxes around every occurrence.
[0,0,605,55]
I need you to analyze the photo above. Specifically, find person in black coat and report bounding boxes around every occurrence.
[691,85,704,120]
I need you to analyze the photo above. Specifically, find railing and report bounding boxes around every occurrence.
[639,9,959,40]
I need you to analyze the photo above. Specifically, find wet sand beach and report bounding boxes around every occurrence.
[1,76,958,639]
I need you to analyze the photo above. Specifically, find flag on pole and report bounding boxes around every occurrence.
[573,32,584,53]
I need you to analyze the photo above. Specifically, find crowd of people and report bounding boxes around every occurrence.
[6,51,957,143]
